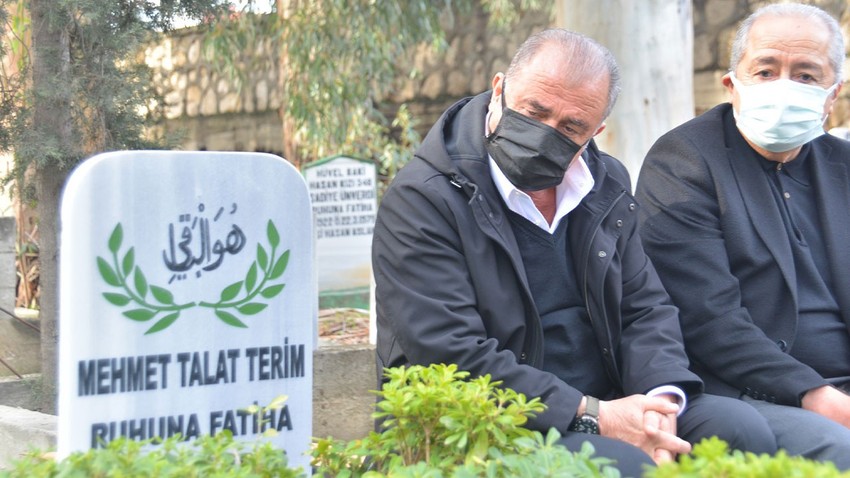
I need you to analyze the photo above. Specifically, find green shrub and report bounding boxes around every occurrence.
[310,363,620,477]
[0,432,301,478]
[8,363,846,477]
[646,436,850,478]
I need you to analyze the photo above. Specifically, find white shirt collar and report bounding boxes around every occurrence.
[489,154,594,233]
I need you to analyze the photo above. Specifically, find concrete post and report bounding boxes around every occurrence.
[0,217,17,311]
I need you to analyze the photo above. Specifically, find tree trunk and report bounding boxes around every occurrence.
[34,167,66,414]
[277,0,302,168]
[556,0,694,187]
[30,0,74,414]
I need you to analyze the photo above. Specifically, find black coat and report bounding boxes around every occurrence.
[373,92,702,433]
[637,103,850,406]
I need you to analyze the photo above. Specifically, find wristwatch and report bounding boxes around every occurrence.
[568,395,600,434]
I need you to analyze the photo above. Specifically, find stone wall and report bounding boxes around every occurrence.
[148,1,850,156]
[145,5,553,155]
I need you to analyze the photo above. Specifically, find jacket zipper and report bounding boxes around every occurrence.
[581,189,627,388]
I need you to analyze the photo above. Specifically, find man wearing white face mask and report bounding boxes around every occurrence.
[636,2,850,468]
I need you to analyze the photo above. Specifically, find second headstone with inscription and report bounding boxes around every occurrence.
[303,156,377,309]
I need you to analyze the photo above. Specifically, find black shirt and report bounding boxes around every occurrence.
[755,144,850,379]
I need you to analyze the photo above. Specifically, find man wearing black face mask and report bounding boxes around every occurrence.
[373,29,775,474]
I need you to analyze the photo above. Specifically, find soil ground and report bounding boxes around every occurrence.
[318,307,370,345]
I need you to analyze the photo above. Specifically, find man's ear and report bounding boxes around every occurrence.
[721,72,734,95]
[491,73,505,98]
[593,122,607,136]
[828,82,844,114]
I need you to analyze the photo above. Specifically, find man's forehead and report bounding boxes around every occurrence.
[746,14,831,49]
[741,15,833,66]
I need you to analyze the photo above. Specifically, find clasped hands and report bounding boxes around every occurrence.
[802,384,850,429]
[597,394,690,464]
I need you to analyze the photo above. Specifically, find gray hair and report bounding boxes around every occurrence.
[730,3,845,84]
[506,28,622,119]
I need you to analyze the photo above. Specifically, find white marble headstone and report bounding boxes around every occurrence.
[58,151,315,472]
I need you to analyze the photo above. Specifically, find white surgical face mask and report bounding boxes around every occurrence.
[730,73,837,153]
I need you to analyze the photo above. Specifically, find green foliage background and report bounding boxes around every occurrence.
[202,0,549,178]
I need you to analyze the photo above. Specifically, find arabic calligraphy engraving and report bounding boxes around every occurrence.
[162,203,246,282]
[97,218,288,334]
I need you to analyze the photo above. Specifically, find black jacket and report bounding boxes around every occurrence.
[373,92,702,433]
[637,103,850,406]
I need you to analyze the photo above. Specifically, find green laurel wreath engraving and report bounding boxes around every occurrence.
[197,220,289,328]
[96,220,288,334]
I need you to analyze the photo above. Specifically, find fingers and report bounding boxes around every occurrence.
[645,422,691,457]
[645,408,687,463]
[643,396,681,416]
[652,448,676,464]
[643,409,662,435]
[645,409,676,437]
[598,395,692,462]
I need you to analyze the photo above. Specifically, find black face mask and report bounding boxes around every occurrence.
[485,83,585,191]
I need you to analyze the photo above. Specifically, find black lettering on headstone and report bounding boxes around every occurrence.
[79,360,97,396]
[177,352,191,386]
[210,410,223,435]
[246,347,259,381]
[157,354,171,389]
[127,356,146,392]
[97,358,111,394]
[80,354,171,396]
[91,423,108,448]
[168,415,185,437]
[290,343,305,378]
[128,418,147,440]
[227,348,239,382]
[185,413,200,439]
[111,357,126,393]
[276,405,292,431]
[271,346,284,379]
[258,347,270,380]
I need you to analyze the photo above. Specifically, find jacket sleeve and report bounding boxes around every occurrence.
[635,131,827,406]
[617,208,703,397]
[598,157,703,397]
[372,169,583,433]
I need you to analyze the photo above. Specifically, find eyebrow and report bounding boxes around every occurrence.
[751,56,825,74]
[793,60,825,74]
[528,99,588,129]
[749,56,780,68]
[528,99,552,114]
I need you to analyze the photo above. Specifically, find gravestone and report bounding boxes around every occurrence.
[57,151,315,472]
[303,156,377,309]
[0,216,41,379]
[0,217,16,312]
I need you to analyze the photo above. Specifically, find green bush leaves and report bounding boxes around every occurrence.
[0,432,300,478]
[311,363,620,477]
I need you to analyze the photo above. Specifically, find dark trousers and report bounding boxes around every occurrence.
[742,394,850,470]
[558,393,776,478]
